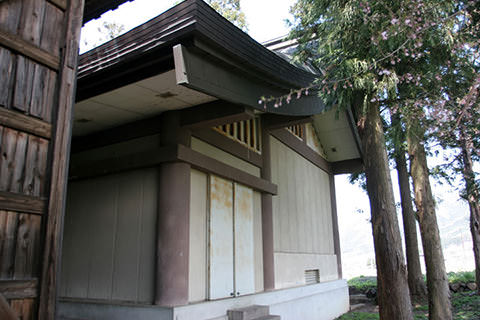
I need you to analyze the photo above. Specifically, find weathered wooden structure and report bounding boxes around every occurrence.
[0,1,363,319]
[0,1,130,319]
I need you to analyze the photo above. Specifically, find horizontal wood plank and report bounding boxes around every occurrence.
[0,191,47,215]
[69,144,277,194]
[0,280,37,299]
[192,128,263,168]
[0,28,59,71]
[177,145,277,194]
[69,145,179,180]
[0,108,51,139]
[47,0,67,10]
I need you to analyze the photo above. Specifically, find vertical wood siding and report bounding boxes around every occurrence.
[270,136,337,288]
[270,136,334,254]
[60,169,157,303]
[189,169,208,302]
[0,0,83,317]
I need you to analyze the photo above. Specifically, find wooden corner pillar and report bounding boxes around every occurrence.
[260,118,275,291]
[155,111,191,306]
[329,175,343,279]
[39,0,86,318]
[0,0,84,319]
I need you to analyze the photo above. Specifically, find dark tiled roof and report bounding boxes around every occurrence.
[78,0,316,88]
[84,0,132,23]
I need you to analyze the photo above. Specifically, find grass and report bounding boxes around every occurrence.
[336,293,480,320]
[340,272,479,320]
[337,313,379,320]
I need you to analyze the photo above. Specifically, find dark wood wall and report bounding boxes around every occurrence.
[0,0,84,319]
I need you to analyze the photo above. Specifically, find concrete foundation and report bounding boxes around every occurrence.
[58,280,349,320]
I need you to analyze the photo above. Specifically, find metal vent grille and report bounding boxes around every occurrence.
[305,269,320,285]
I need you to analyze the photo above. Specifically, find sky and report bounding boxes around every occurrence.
[80,0,294,53]
[80,0,475,279]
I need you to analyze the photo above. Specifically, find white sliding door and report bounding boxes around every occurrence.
[234,183,255,296]
[209,175,234,299]
[208,175,256,299]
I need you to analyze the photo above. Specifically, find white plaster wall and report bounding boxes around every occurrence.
[274,253,338,289]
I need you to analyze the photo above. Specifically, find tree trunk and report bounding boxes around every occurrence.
[395,149,428,303]
[460,135,480,295]
[407,119,452,320]
[358,99,413,320]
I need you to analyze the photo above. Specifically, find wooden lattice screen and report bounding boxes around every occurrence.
[287,124,304,140]
[0,1,84,319]
[214,118,261,153]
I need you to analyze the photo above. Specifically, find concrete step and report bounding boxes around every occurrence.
[254,316,281,320]
[349,294,370,304]
[228,305,270,320]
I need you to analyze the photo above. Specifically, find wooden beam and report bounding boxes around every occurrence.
[0,192,46,215]
[270,128,331,173]
[69,145,178,180]
[177,145,277,194]
[0,108,52,139]
[180,100,254,129]
[0,280,37,300]
[47,0,67,10]
[329,175,342,279]
[70,144,277,194]
[331,158,364,175]
[260,122,275,290]
[262,114,312,130]
[0,29,59,71]
[72,115,162,153]
[38,0,85,318]
[0,293,18,320]
[192,129,263,168]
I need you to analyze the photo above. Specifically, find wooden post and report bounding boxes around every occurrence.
[0,0,84,319]
[260,119,275,290]
[329,174,343,279]
[155,111,191,306]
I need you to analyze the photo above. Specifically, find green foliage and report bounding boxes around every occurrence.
[336,293,480,320]
[447,271,476,284]
[336,312,380,320]
[451,293,480,320]
[347,276,377,291]
[205,0,248,31]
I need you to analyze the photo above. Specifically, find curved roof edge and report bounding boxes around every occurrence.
[78,0,318,90]
[83,0,133,23]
